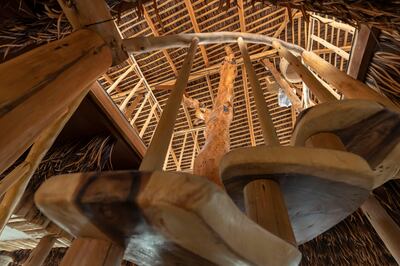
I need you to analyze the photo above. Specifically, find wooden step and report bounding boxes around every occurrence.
[220,146,375,244]
[35,170,301,266]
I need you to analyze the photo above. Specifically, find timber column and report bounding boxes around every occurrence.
[238,38,296,245]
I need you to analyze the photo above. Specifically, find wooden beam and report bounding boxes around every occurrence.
[89,83,147,157]
[0,90,86,234]
[183,0,209,66]
[22,235,57,266]
[237,0,246,32]
[261,59,302,109]
[142,6,200,155]
[123,32,304,54]
[244,179,297,246]
[103,74,121,93]
[139,39,199,171]
[347,25,380,81]
[0,30,111,176]
[143,8,178,76]
[124,93,144,119]
[106,64,136,94]
[302,51,397,109]
[60,238,124,266]
[310,35,350,60]
[311,14,355,34]
[119,78,143,111]
[361,195,400,264]
[272,41,337,103]
[139,104,157,138]
[241,65,256,146]
[155,48,278,88]
[57,0,127,65]
[239,38,279,145]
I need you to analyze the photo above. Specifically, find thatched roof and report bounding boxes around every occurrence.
[1,0,400,265]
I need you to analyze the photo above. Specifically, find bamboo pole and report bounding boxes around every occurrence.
[238,38,296,245]
[107,64,136,94]
[301,51,397,109]
[261,59,302,109]
[0,91,87,234]
[0,29,112,176]
[272,41,337,103]
[22,235,57,266]
[119,78,143,111]
[361,195,400,264]
[123,32,304,55]
[238,37,279,146]
[139,38,199,171]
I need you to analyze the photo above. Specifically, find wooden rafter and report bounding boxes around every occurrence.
[183,0,209,67]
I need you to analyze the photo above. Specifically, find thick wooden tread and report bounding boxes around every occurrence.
[220,146,375,244]
[35,171,301,266]
[291,99,400,187]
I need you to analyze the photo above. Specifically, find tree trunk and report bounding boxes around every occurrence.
[193,47,237,186]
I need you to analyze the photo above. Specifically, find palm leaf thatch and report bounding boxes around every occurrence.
[300,180,400,265]
[0,136,117,264]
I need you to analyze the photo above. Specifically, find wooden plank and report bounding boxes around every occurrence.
[0,30,111,176]
[347,25,380,81]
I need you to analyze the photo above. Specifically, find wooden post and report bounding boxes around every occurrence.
[139,38,199,171]
[301,50,397,109]
[57,0,127,65]
[238,38,296,245]
[261,59,302,109]
[244,179,297,245]
[347,25,380,81]
[361,195,400,264]
[0,91,87,234]
[0,29,112,176]
[238,38,279,146]
[60,238,124,266]
[272,40,337,103]
[22,235,57,266]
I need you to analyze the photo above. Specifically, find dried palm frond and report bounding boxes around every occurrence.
[222,0,400,37]
[300,179,400,265]
[366,31,400,106]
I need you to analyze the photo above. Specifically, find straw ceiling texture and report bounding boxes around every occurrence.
[100,0,354,171]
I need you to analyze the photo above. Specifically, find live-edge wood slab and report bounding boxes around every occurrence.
[35,170,301,266]
[291,99,400,187]
[220,146,375,244]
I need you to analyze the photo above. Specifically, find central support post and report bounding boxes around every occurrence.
[238,38,296,245]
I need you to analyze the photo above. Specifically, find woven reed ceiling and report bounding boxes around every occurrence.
[98,0,354,171]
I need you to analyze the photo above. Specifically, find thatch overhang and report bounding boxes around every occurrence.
[0,0,400,265]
